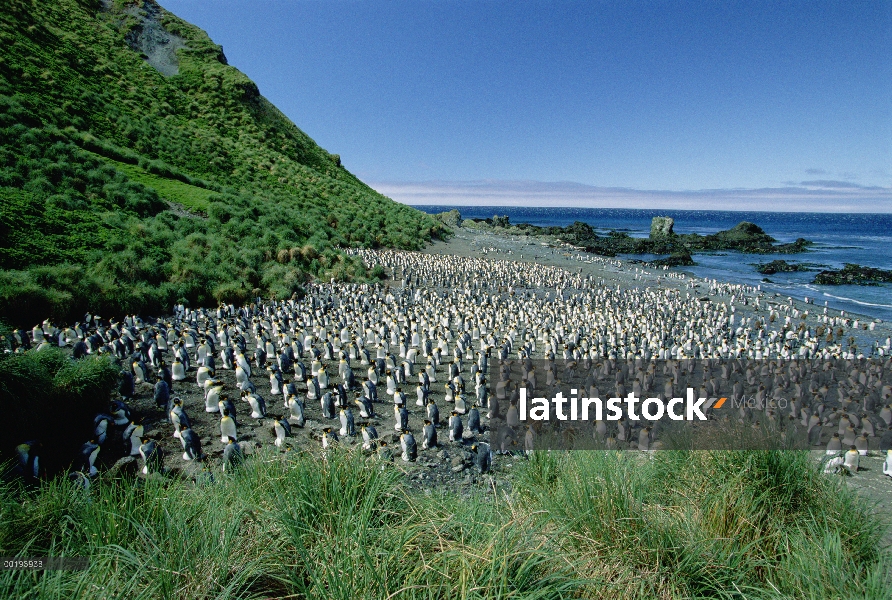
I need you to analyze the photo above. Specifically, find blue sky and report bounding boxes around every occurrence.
[159,0,891,210]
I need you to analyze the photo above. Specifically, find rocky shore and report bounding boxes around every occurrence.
[813,264,892,286]
[457,214,813,260]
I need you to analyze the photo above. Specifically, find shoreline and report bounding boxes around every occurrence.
[420,224,892,348]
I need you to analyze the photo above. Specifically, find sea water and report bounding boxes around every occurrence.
[414,206,892,322]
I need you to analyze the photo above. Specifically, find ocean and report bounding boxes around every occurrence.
[413,205,892,322]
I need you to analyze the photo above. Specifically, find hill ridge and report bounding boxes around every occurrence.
[0,0,445,326]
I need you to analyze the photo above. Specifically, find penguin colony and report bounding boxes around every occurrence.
[7,247,892,484]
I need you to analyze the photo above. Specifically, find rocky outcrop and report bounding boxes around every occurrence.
[434,209,462,229]
[652,249,695,267]
[813,264,892,286]
[650,216,675,238]
[755,260,806,275]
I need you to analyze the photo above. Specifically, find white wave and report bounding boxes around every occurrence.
[819,292,892,309]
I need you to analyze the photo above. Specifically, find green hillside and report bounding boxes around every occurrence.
[0,0,445,326]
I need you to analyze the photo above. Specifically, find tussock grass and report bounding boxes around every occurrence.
[0,448,886,599]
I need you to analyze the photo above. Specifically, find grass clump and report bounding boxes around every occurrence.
[0,447,886,598]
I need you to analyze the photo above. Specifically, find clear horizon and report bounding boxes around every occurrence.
[158,0,891,211]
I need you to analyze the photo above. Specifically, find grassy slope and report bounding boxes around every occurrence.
[0,0,445,326]
[0,449,887,599]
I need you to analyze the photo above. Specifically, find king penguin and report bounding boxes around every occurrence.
[287,394,305,427]
[139,438,164,475]
[122,419,144,456]
[180,425,203,461]
[273,416,292,447]
[471,441,492,474]
[467,404,482,434]
[883,449,892,478]
[449,411,463,442]
[362,424,379,450]
[426,398,440,428]
[422,419,437,449]
[400,429,417,462]
[339,406,355,437]
[220,408,237,443]
[222,437,243,472]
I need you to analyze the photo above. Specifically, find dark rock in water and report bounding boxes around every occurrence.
[755,260,806,275]
[650,216,675,238]
[813,264,892,286]
[652,249,695,267]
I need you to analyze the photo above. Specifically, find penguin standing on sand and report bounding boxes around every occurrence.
[139,438,164,475]
[154,377,170,410]
[222,437,243,472]
[79,440,100,477]
[400,430,417,462]
[422,419,437,449]
[123,419,144,456]
[273,417,292,447]
[220,408,237,443]
[179,425,203,461]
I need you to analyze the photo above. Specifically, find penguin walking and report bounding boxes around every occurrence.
[422,420,437,450]
[220,408,237,443]
[273,417,292,447]
[179,425,203,461]
[400,430,417,462]
[139,438,164,475]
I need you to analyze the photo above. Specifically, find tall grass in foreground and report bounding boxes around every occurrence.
[0,448,887,599]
